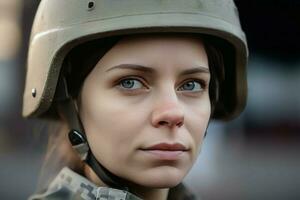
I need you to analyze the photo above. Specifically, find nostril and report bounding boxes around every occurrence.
[152,108,184,128]
[158,120,183,127]
[159,121,168,126]
[176,121,183,127]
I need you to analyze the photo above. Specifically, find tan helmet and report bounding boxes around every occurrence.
[23,0,248,120]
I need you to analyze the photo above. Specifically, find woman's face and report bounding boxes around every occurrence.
[79,34,211,188]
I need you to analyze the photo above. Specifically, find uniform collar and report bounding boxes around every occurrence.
[48,167,142,200]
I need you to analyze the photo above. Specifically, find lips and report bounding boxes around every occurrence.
[142,143,188,151]
[140,143,189,160]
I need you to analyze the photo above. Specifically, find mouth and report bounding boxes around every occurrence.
[140,143,189,160]
[143,143,188,151]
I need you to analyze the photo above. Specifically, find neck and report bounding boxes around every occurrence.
[131,186,169,200]
[84,164,169,200]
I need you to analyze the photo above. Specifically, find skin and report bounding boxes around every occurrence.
[79,34,211,200]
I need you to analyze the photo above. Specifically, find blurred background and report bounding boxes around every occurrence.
[0,0,299,199]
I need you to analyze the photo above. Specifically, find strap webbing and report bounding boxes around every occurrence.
[56,75,130,191]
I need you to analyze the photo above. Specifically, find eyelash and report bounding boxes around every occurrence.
[116,76,207,92]
[178,79,207,92]
[116,76,149,91]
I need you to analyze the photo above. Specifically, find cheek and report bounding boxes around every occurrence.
[80,89,148,153]
[185,98,211,152]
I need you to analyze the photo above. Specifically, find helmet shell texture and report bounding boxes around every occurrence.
[23,0,248,120]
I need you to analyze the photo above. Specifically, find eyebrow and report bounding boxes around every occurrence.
[105,64,155,73]
[105,64,209,75]
[180,66,210,75]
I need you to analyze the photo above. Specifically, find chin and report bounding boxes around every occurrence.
[131,167,187,188]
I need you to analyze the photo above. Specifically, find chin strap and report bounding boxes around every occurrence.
[86,150,129,191]
[56,76,130,191]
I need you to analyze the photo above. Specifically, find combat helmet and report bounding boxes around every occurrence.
[23,0,248,121]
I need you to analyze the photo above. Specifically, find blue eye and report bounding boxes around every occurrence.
[119,78,144,89]
[179,80,203,91]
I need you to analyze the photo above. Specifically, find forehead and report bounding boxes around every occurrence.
[96,33,208,71]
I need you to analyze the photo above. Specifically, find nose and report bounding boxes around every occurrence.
[151,101,184,129]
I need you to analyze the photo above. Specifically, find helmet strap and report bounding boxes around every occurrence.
[56,75,130,191]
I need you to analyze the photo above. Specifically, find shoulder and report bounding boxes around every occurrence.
[29,186,85,200]
[28,167,142,200]
[29,167,97,200]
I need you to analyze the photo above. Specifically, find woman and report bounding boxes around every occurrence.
[23,0,248,199]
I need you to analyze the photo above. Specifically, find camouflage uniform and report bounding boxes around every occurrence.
[29,167,196,200]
